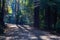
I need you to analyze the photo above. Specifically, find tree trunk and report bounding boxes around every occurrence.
[45,5,52,30]
[34,6,40,29]
[45,4,57,31]
[52,5,57,30]
[0,0,6,34]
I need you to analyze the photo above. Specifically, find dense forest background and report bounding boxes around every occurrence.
[0,0,60,34]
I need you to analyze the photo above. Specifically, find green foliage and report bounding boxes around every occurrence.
[39,9,45,29]
[7,6,12,14]
[18,0,34,24]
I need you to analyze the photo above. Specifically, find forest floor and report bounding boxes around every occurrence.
[0,23,60,40]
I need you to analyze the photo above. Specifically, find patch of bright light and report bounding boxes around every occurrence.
[39,36,50,40]
[49,35,58,38]
[29,36,38,39]
[6,37,13,40]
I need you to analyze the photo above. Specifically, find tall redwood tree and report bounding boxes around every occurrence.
[0,0,6,34]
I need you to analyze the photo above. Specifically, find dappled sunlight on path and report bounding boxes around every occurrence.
[0,24,60,40]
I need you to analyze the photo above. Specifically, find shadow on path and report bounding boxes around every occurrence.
[0,24,60,40]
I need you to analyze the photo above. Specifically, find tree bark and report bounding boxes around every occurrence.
[0,0,6,34]
[45,5,52,30]
[45,4,57,31]
[34,6,40,29]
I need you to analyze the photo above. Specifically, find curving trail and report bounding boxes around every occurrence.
[0,24,60,40]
